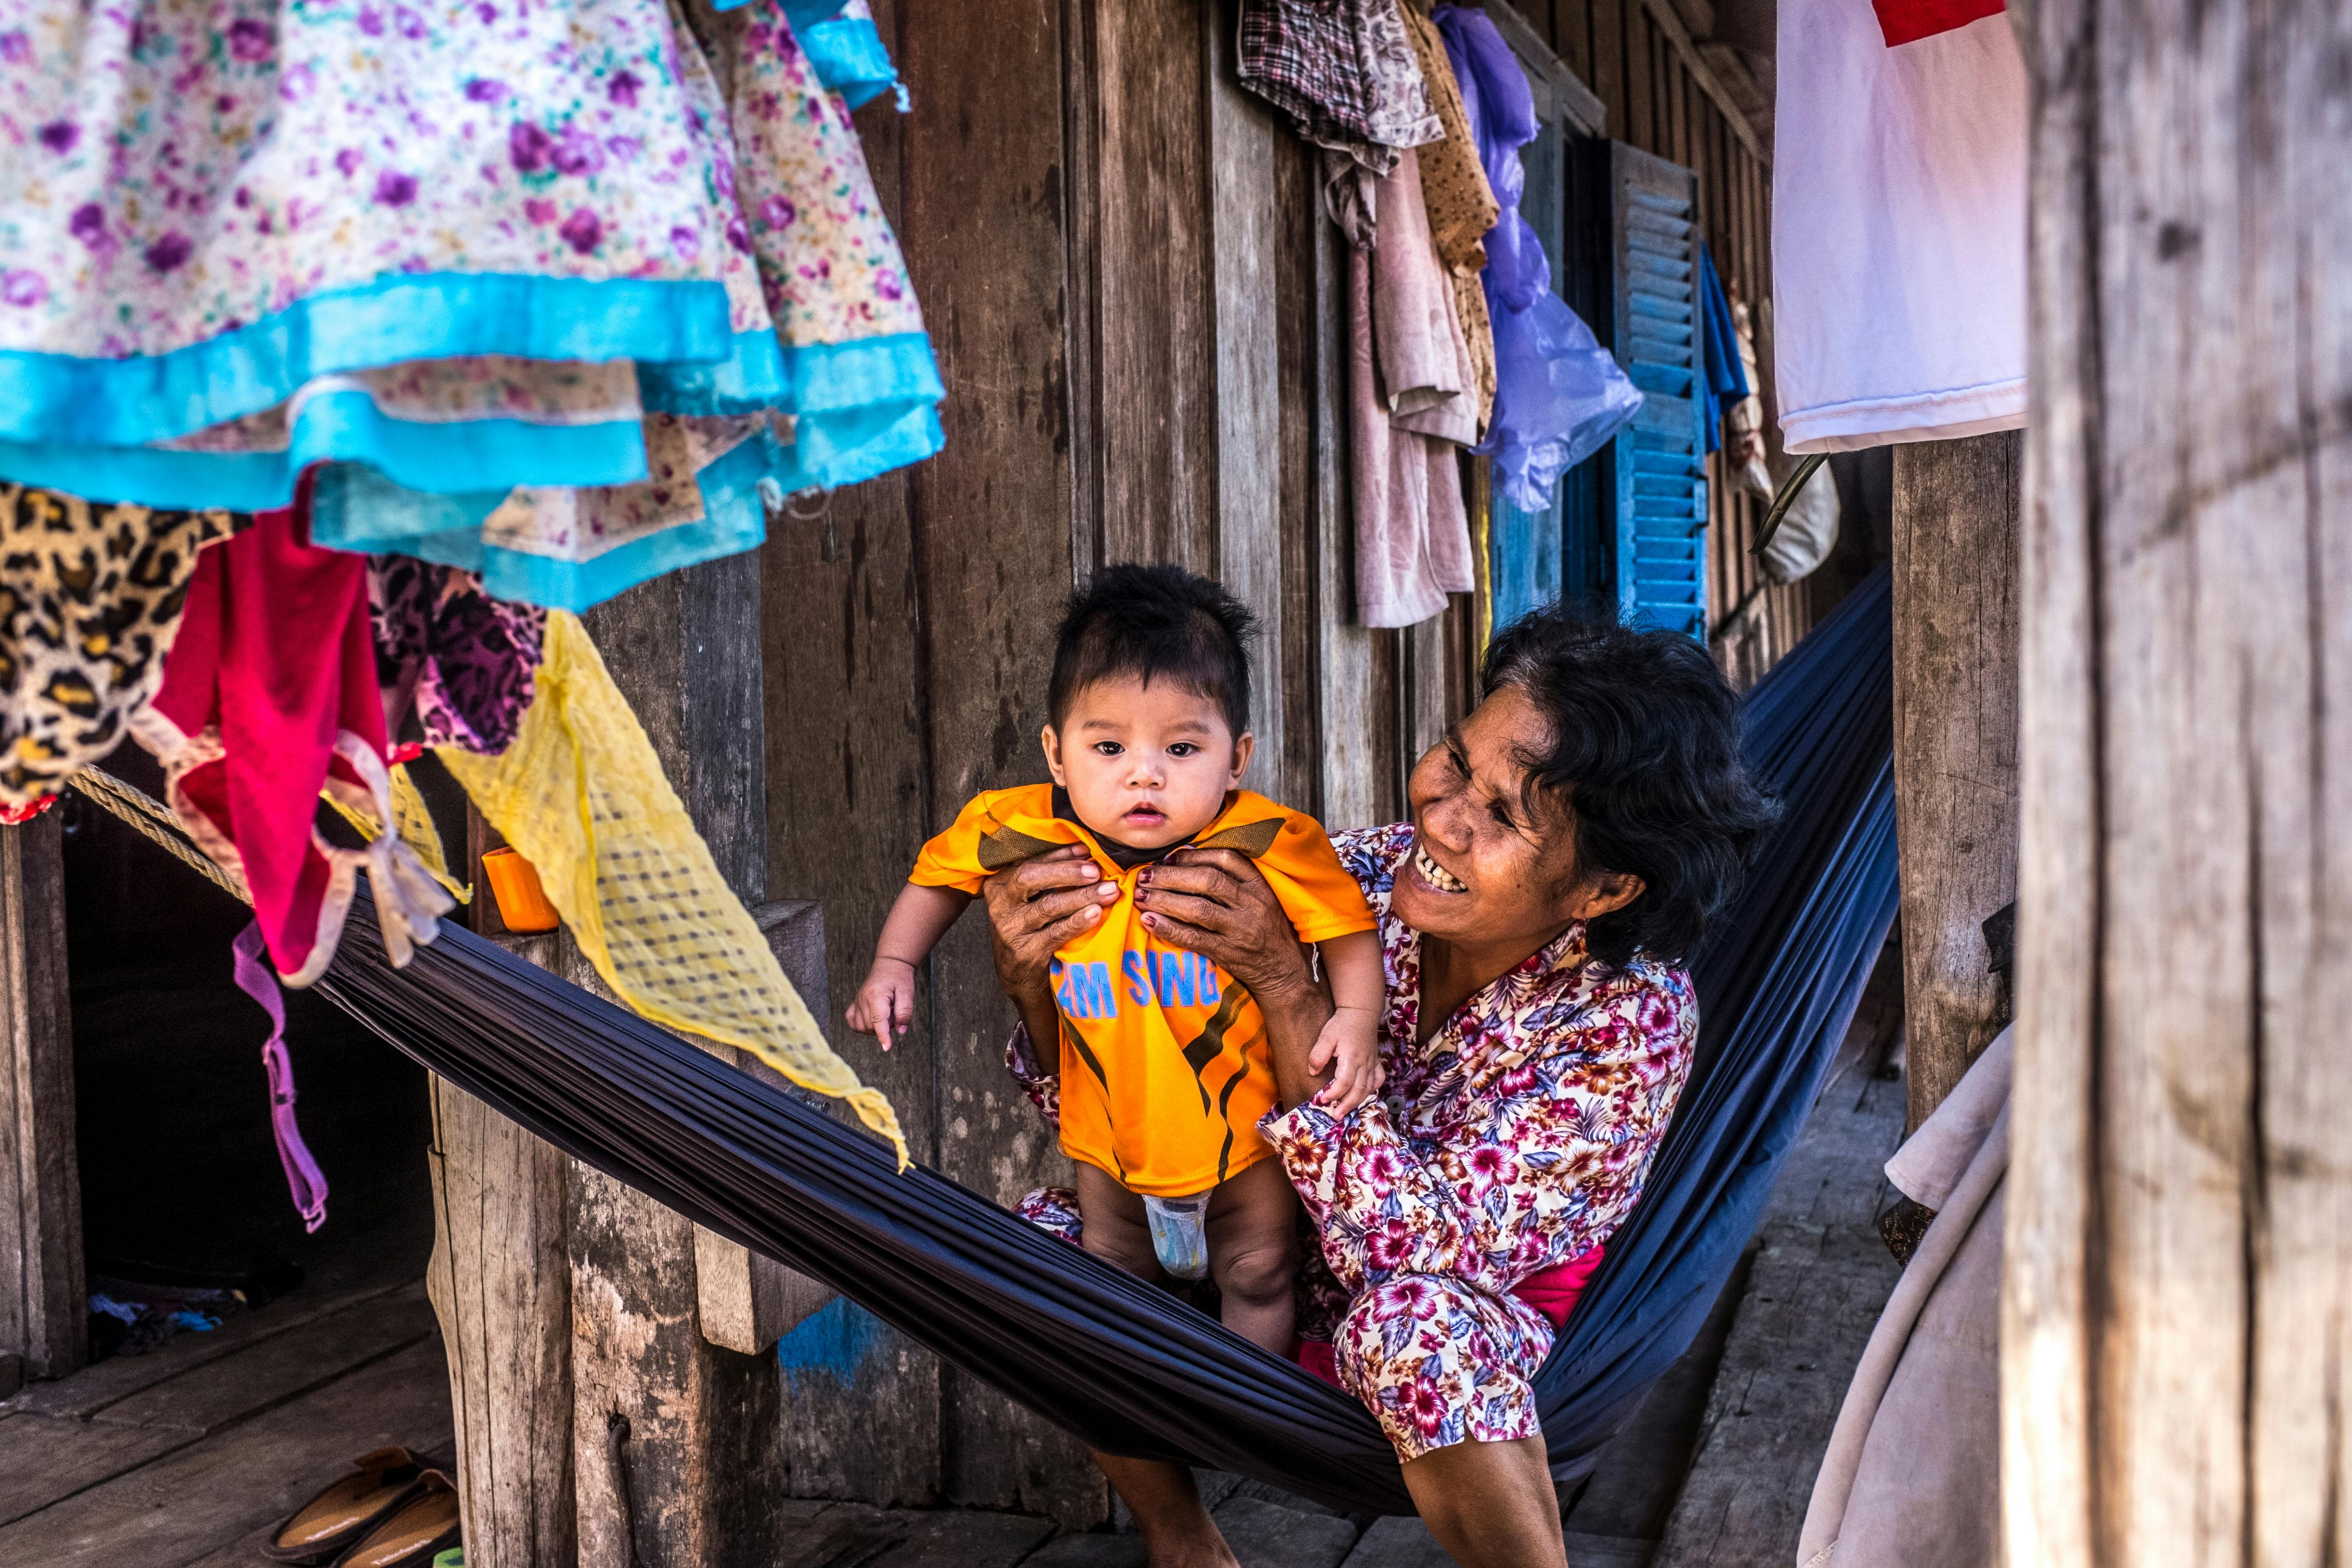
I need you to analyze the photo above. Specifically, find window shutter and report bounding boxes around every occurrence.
[1592,141,1707,637]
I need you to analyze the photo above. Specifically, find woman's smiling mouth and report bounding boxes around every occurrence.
[1412,841,1467,893]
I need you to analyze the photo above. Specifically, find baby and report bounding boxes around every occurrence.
[849,565,1384,1354]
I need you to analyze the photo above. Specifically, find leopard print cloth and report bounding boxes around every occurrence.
[0,486,242,811]
[368,555,546,755]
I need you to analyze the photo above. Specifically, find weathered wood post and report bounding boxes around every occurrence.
[430,547,822,1568]
[2004,0,2352,1558]
[561,549,796,1568]
[1890,433,2020,1131]
[0,813,82,1397]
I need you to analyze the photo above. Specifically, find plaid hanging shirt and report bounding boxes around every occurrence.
[1237,0,1444,171]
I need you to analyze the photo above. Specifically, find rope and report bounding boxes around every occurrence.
[1749,451,1830,559]
[68,768,252,906]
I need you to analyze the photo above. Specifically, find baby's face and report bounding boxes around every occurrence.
[1043,674,1253,850]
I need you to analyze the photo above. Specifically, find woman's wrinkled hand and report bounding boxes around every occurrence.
[1131,848,1313,1005]
[979,844,1120,1006]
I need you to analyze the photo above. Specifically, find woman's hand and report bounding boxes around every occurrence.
[1131,848,1311,1000]
[1135,848,1336,1108]
[979,845,1120,1029]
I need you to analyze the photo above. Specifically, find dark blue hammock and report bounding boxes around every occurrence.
[313,566,1895,1519]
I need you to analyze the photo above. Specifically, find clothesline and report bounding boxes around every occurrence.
[69,768,248,906]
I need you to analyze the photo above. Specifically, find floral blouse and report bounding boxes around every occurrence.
[1261,823,1696,1303]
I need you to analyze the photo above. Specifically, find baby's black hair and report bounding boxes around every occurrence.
[1048,564,1257,737]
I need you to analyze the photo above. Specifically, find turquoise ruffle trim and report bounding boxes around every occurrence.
[0,392,650,512]
[640,329,790,416]
[715,0,847,19]
[311,433,779,612]
[708,0,900,115]
[802,16,900,111]
[0,330,943,511]
[786,332,943,418]
[0,273,733,448]
[774,400,943,494]
[765,331,943,490]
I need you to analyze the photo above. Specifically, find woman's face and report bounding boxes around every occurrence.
[1394,683,1632,950]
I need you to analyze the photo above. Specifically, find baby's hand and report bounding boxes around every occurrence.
[846,957,916,1048]
[1309,1006,1384,1116]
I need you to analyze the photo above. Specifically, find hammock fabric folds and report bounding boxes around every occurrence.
[312,566,1896,1518]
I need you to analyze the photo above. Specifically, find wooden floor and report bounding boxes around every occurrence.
[0,1273,1657,1568]
[0,1279,451,1567]
[1650,949,1910,1568]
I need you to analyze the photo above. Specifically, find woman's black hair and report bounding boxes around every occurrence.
[1049,564,1257,736]
[1481,604,1778,968]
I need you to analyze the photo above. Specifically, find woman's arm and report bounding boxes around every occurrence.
[977,845,1123,1066]
[1268,974,1695,1298]
[1131,848,1336,1108]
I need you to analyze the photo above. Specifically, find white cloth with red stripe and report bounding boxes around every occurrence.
[1771,0,2028,453]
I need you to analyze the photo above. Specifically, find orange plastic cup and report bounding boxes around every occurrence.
[482,847,561,933]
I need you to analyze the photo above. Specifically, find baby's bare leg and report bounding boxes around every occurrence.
[1205,1157,1300,1354]
[1073,1162,1165,1282]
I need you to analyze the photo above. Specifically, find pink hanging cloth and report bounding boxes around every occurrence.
[136,481,452,986]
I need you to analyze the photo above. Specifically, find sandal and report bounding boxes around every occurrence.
[328,1469,462,1568]
[263,1448,445,1565]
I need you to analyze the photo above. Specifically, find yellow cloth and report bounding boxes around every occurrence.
[1399,1,1500,425]
[441,612,905,1164]
[911,784,1374,1196]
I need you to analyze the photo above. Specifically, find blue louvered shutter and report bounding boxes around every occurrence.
[1596,143,1707,637]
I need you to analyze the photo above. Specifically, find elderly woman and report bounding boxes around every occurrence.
[980,607,1773,1568]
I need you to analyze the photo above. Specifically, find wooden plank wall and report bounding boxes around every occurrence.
[756,0,1787,1519]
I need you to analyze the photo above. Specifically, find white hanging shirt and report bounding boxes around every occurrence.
[1771,1,2028,453]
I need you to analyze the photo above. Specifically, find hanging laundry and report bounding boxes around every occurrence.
[178,0,935,612]
[709,0,944,497]
[0,486,241,817]
[136,493,453,986]
[0,0,760,491]
[1237,0,1444,174]
[313,413,776,612]
[0,0,943,599]
[1351,151,1476,630]
[1395,3,1500,426]
[1436,6,1642,512]
[1696,246,1750,455]
[369,561,548,757]
[1773,0,2025,452]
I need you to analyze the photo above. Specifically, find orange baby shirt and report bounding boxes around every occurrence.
[909,784,1376,1197]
